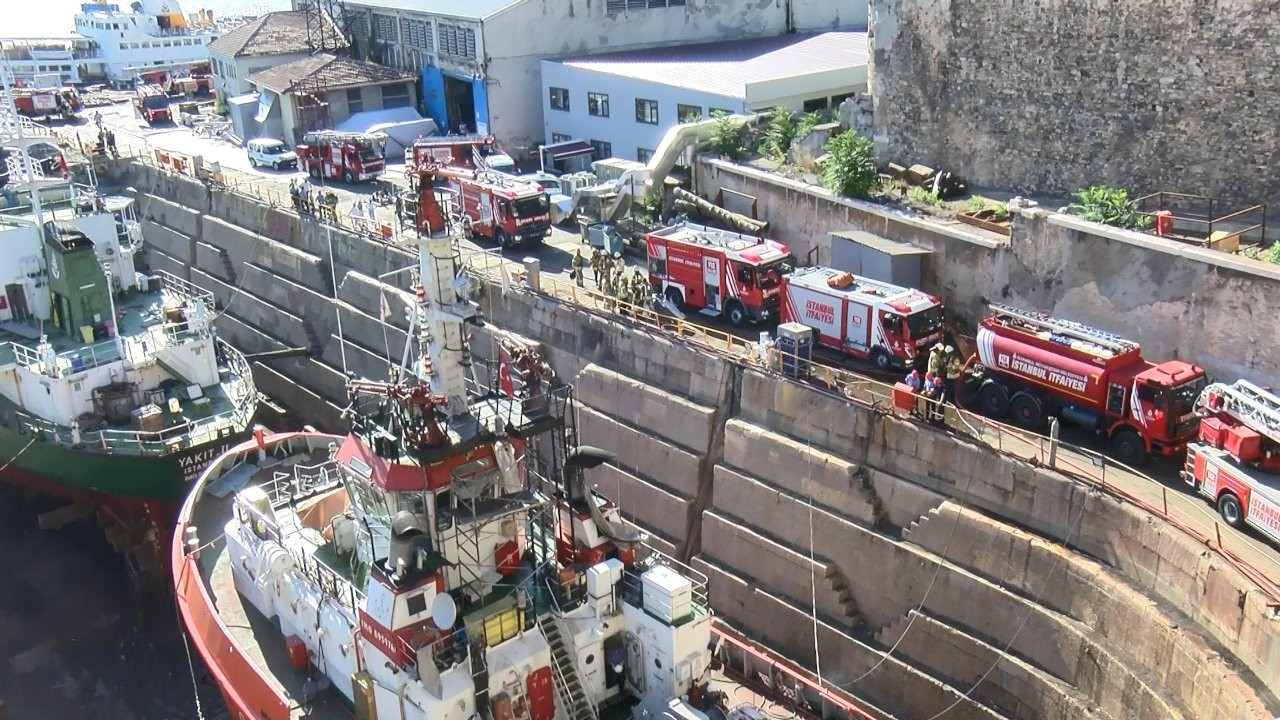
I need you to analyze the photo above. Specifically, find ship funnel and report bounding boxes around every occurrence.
[387,511,428,581]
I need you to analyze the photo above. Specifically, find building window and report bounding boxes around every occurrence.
[710,107,734,118]
[802,97,830,113]
[438,23,476,59]
[347,88,364,113]
[381,84,411,109]
[830,92,855,107]
[549,87,569,112]
[677,103,702,122]
[551,133,572,143]
[401,17,434,51]
[606,0,685,11]
[371,13,399,43]
[589,140,612,160]
[635,98,658,124]
[587,92,609,117]
[637,147,654,163]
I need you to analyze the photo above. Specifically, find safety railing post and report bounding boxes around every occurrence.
[1048,417,1059,468]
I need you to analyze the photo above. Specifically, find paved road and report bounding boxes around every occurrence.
[77,101,1280,585]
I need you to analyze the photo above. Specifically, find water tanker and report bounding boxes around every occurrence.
[960,303,1208,464]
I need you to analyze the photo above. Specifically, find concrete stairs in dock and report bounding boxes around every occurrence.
[537,616,597,720]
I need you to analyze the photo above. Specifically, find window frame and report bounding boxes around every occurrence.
[676,103,702,122]
[587,91,610,118]
[549,86,570,112]
[636,147,654,163]
[589,139,612,160]
[635,98,659,125]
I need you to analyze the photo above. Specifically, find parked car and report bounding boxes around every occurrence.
[246,138,297,170]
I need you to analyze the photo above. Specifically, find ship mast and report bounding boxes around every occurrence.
[414,217,478,420]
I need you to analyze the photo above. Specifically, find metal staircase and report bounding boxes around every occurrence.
[537,614,598,720]
[1198,379,1280,446]
[989,302,1138,355]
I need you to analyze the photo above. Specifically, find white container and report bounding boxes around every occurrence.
[641,565,693,624]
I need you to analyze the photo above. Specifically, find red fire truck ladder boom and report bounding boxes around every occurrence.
[1198,380,1280,447]
[989,302,1138,356]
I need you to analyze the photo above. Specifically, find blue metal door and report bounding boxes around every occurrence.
[472,76,489,135]
[421,66,447,132]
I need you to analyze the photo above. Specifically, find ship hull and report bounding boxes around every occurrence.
[0,421,251,504]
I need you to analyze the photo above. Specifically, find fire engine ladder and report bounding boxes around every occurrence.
[471,146,489,171]
[1199,380,1280,446]
[989,302,1139,355]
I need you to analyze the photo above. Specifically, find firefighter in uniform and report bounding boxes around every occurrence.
[927,343,945,377]
[632,270,649,311]
[571,249,586,288]
[612,252,625,277]
[590,248,604,286]
[943,345,963,405]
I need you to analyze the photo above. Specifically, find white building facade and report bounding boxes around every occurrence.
[539,31,868,163]
[327,0,863,161]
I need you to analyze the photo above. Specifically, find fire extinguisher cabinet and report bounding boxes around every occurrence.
[1154,210,1173,236]
[776,322,813,379]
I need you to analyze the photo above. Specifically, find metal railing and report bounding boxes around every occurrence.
[265,460,342,506]
[1135,191,1268,248]
[115,146,1280,607]
[8,322,182,375]
[10,338,258,456]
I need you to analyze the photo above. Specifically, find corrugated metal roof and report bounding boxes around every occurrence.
[341,0,522,21]
[555,31,868,99]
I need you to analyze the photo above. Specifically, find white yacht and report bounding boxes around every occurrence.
[2,1,237,87]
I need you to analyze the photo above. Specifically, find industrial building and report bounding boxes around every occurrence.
[208,11,346,100]
[325,0,862,159]
[539,30,868,163]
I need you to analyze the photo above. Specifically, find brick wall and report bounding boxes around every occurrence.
[869,0,1280,206]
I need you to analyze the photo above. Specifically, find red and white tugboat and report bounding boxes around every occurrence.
[172,173,881,720]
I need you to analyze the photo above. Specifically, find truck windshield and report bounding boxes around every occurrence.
[143,96,168,110]
[906,305,944,339]
[758,257,795,289]
[359,148,382,163]
[1170,376,1208,416]
[514,194,550,218]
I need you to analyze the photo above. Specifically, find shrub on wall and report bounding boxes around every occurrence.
[710,111,746,161]
[758,106,799,161]
[1067,185,1152,230]
[821,131,878,199]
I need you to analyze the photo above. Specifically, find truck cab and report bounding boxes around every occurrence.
[1127,362,1207,447]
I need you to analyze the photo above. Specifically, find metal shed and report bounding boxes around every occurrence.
[829,230,931,288]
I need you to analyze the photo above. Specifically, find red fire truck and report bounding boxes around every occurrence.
[645,221,794,326]
[297,131,385,184]
[13,87,80,121]
[134,84,172,124]
[780,266,944,371]
[1182,380,1280,545]
[417,166,551,247]
[960,303,1208,463]
[405,134,516,175]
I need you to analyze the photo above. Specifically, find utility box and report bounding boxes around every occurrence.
[829,230,930,289]
[641,565,693,624]
[776,322,812,379]
[132,404,164,432]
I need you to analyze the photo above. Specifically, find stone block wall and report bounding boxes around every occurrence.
[868,0,1280,208]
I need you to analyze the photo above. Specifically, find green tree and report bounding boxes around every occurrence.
[821,131,877,199]
[1067,185,1152,230]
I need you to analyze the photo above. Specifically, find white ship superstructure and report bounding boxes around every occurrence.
[2,1,234,86]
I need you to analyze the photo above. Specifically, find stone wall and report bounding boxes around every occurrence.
[867,0,1280,208]
[696,157,1280,385]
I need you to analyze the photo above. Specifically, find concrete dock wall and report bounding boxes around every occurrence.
[128,163,1279,720]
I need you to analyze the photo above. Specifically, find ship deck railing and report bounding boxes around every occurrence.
[265,460,344,508]
[10,338,258,456]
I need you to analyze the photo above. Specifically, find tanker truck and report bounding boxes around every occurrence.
[959,303,1208,464]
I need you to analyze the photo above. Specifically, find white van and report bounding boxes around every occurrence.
[246,138,297,170]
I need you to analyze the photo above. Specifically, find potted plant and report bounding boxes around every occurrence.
[956,196,1012,236]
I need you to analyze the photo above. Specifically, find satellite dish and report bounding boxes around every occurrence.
[431,592,457,630]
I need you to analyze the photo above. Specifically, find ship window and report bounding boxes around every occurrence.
[406,592,428,616]
[585,653,595,665]
[347,456,372,479]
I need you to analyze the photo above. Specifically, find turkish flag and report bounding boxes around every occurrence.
[498,351,515,398]
[59,153,69,180]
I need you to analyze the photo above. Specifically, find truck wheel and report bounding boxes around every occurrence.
[664,287,684,309]
[726,301,748,327]
[868,347,893,372]
[977,381,1008,417]
[495,229,514,249]
[342,170,355,184]
[1217,492,1244,529]
[309,166,321,180]
[1008,393,1043,430]
[1108,429,1145,466]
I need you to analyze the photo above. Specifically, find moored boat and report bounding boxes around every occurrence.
[172,183,879,720]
